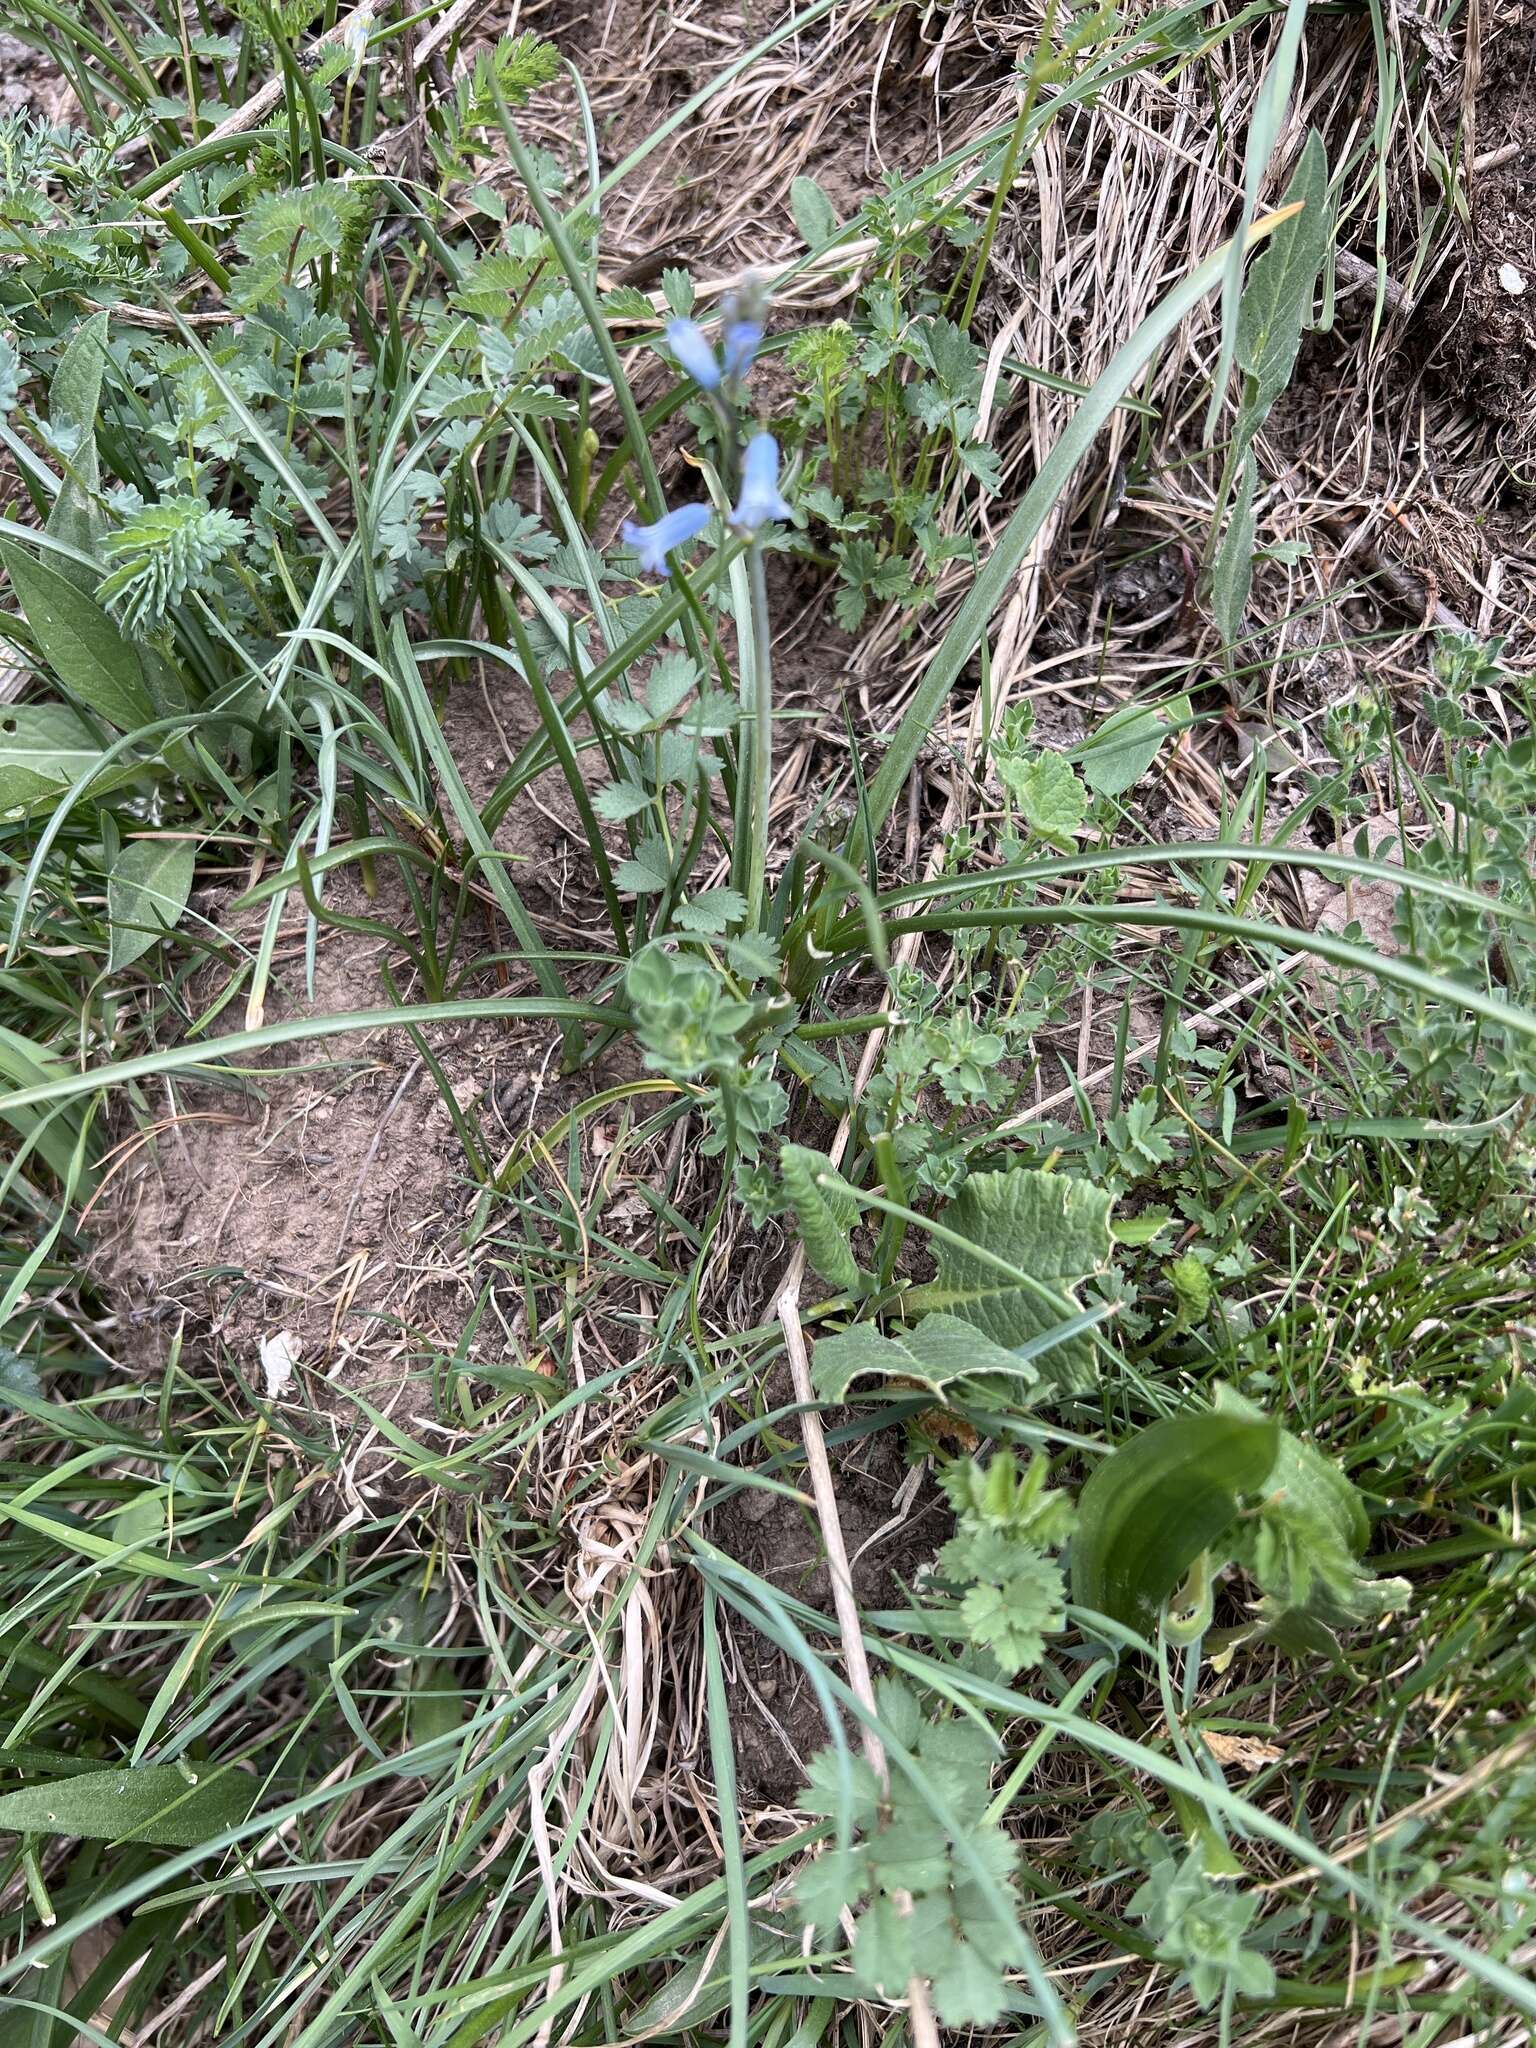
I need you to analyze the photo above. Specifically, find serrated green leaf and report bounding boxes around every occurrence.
[0,1763,253,1848]
[874,1677,922,1751]
[647,653,699,718]
[781,1143,863,1295]
[864,1811,951,1894]
[798,1747,881,1826]
[592,778,653,823]
[673,887,746,935]
[851,1895,912,1998]
[2,545,153,731]
[794,1843,865,1929]
[725,932,780,982]
[998,750,1086,846]
[812,1312,1037,1403]
[107,837,195,972]
[904,1170,1112,1391]
[931,1936,1010,2027]
[1071,1406,1281,1632]
[613,836,671,894]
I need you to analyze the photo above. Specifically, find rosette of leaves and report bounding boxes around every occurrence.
[927,1450,1075,1675]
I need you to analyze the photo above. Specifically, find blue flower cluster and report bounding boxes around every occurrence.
[620,300,791,576]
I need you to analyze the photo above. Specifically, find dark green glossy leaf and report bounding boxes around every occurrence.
[1071,1407,1281,1632]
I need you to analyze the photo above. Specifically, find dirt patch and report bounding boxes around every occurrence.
[90,676,651,1459]
[1449,2,1536,453]
[92,864,570,1413]
[714,1410,947,1807]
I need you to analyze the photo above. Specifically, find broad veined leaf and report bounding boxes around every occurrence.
[0,704,109,813]
[0,1762,253,1848]
[1,545,154,730]
[1080,695,1190,798]
[44,309,111,584]
[812,1312,1038,1403]
[903,1170,1113,1391]
[1071,1406,1281,1632]
[107,837,196,972]
[781,1143,863,1294]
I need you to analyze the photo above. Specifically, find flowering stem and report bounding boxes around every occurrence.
[745,538,774,932]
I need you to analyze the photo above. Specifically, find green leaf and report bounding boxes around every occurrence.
[959,1551,1065,1675]
[0,704,109,813]
[931,1936,1011,2027]
[1235,131,1331,446]
[798,1746,881,1826]
[1211,454,1257,652]
[874,1677,922,1751]
[0,1763,253,1848]
[904,1170,1113,1390]
[812,1312,1038,1403]
[107,837,196,971]
[1071,1406,1281,1632]
[781,1143,863,1295]
[613,835,671,894]
[794,1843,865,1929]
[592,778,653,823]
[998,750,1085,846]
[1,545,154,731]
[851,1895,912,1998]
[790,174,839,248]
[674,886,746,935]
[44,311,111,585]
[1079,697,1187,798]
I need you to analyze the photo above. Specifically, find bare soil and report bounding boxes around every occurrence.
[714,1401,948,1806]
[1448,0,1536,454]
[92,674,640,1451]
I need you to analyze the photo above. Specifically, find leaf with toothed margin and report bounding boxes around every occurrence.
[903,1170,1113,1394]
[780,1143,863,1295]
[812,1313,1038,1404]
